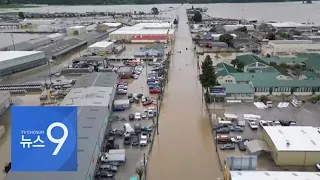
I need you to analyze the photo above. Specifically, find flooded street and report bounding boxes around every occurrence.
[147,7,222,180]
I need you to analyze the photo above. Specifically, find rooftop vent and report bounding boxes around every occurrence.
[96,96,104,98]
[98,90,106,93]
[278,130,283,134]
[237,172,242,175]
[90,109,99,112]
[292,173,298,176]
[86,117,96,120]
[82,126,93,128]
[93,102,103,104]
[264,173,270,176]
[78,137,89,139]
[286,139,290,146]
[77,149,85,152]
[310,140,317,145]
[301,130,307,134]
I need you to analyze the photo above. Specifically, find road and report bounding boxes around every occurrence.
[147,7,223,180]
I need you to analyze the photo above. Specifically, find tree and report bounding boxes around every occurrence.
[173,18,178,25]
[279,32,289,39]
[151,7,159,15]
[269,62,277,67]
[18,12,25,19]
[292,64,302,77]
[73,30,79,35]
[279,63,288,68]
[192,11,202,22]
[136,167,144,180]
[293,30,302,36]
[235,26,247,33]
[258,23,269,31]
[219,34,234,47]
[266,33,276,40]
[199,55,216,93]
[237,61,244,72]
[209,27,216,32]
[191,5,194,10]
[230,59,238,67]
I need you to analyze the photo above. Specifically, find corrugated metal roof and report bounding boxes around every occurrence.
[230,171,320,180]
[132,35,167,41]
[223,84,254,94]
[0,51,44,63]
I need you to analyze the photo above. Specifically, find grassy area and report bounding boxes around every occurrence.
[217,52,232,57]
[0,4,39,9]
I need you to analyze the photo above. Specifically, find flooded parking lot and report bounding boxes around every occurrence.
[147,7,223,180]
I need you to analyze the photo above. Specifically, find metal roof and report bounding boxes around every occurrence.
[264,126,320,152]
[88,41,114,48]
[230,171,320,180]
[0,51,44,62]
[72,73,118,88]
[223,84,254,94]
[5,73,117,180]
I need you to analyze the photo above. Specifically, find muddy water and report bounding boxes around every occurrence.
[147,7,222,180]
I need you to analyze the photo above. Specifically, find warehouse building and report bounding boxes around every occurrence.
[0,91,11,117]
[67,26,86,37]
[5,72,118,180]
[262,40,320,56]
[109,22,174,42]
[262,126,320,166]
[0,51,46,77]
[223,24,255,32]
[87,41,114,54]
[267,22,315,32]
[102,22,122,28]
[228,171,320,180]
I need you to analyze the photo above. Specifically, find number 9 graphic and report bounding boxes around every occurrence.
[47,122,68,155]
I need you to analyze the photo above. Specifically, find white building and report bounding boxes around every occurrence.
[0,91,11,116]
[267,22,315,32]
[133,22,172,29]
[103,22,122,28]
[261,40,320,56]
[67,26,86,37]
[263,126,320,165]
[223,24,255,32]
[208,34,237,41]
[20,18,61,26]
[87,41,114,54]
[229,171,320,180]
[0,51,46,77]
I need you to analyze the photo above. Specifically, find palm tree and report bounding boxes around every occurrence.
[136,167,144,180]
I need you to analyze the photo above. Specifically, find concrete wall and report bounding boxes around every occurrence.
[225,93,254,102]
[0,57,46,77]
[0,91,10,116]
[262,130,277,160]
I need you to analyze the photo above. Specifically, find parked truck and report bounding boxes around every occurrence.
[100,149,126,163]
[262,100,273,108]
[113,99,130,111]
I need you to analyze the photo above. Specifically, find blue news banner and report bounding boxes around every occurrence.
[11,106,78,171]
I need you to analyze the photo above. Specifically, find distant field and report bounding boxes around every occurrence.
[0,4,39,9]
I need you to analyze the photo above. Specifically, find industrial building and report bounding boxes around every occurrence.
[0,51,46,77]
[0,91,11,116]
[87,41,114,54]
[223,24,255,32]
[267,22,315,32]
[262,40,320,56]
[109,23,174,42]
[67,26,86,37]
[262,126,320,166]
[228,171,320,180]
[102,22,122,28]
[5,72,118,180]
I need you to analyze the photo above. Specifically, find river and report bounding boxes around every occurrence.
[146,6,222,180]
[2,2,320,24]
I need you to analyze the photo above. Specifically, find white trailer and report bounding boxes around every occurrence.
[108,149,126,162]
[113,99,130,109]
[87,41,114,54]
[237,119,246,127]
[224,113,238,121]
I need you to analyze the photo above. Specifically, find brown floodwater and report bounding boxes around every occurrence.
[147,7,223,180]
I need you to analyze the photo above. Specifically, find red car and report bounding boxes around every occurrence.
[149,89,161,94]
[142,101,152,106]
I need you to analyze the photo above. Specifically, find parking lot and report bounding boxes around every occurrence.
[95,57,165,180]
[214,103,320,171]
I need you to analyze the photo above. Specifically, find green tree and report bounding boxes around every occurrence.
[173,18,178,25]
[235,26,247,33]
[18,12,25,19]
[237,61,245,72]
[266,33,276,40]
[293,63,302,77]
[279,32,289,39]
[151,7,159,15]
[269,62,277,67]
[191,5,194,10]
[199,55,216,93]
[136,167,144,180]
[192,11,202,22]
[219,34,234,47]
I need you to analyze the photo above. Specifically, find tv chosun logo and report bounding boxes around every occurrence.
[11,106,77,171]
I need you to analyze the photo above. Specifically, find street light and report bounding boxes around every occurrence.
[11,34,15,51]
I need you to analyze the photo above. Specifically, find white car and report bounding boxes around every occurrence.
[316,163,320,170]
[142,112,147,119]
[118,85,128,90]
[148,110,154,118]
[273,120,282,126]
[248,120,258,129]
[135,112,141,120]
[133,74,139,79]
[140,132,148,146]
[259,120,268,127]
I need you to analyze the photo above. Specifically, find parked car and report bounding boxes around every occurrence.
[134,97,140,103]
[316,163,320,170]
[238,141,247,151]
[141,126,153,132]
[259,120,268,127]
[142,112,147,119]
[289,121,297,126]
[95,171,115,178]
[131,134,139,146]
[124,134,131,145]
[140,132,148,146]
[129,98,134,103]
[248,120,258,130]
[230,126,244,132]
[134,124,142,134]
[220,144,235,150]
[127,93,133,98]
[129,113,135,121]
[273,120,282,126]
[143,100,153,106]
[135,112,141,120]
[99,164,118,172]
[216,135,231,144]
[279,120,290,126]
[216,127,230,134]
[106,162,119,167]
[113,106,125,112]
[108,129,124,136]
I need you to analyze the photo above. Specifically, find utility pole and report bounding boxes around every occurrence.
[48,60,52,85]
[11,34,15,51]
[143,153,147,180]
[156,97,159,135]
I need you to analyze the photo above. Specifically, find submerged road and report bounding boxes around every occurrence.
[147,7,222,180]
